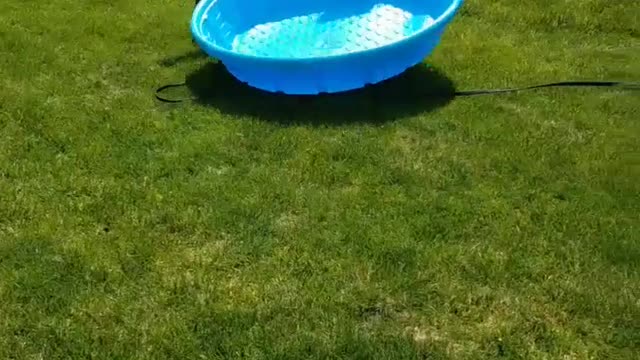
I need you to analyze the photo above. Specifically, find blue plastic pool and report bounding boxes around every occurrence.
[191,0,464,94]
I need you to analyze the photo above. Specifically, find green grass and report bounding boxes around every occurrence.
[1,0,639,358]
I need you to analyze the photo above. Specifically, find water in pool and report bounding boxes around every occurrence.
[231,4,434,58]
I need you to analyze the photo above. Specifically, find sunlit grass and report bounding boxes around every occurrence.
[0,0,638,358]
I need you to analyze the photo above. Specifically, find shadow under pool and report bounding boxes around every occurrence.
[159,50,458,126]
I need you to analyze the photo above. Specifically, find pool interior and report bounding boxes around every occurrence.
[200,2,441,58]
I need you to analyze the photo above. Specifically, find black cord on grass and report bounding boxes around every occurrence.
[154,80,639,103]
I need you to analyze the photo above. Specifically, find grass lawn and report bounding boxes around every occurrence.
[1,0,639,358]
